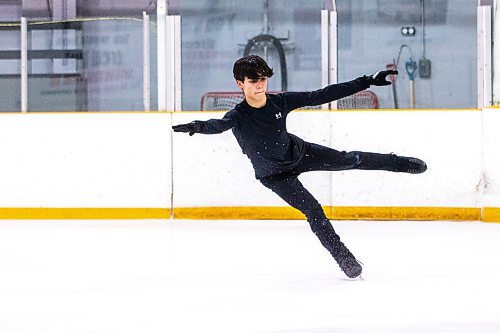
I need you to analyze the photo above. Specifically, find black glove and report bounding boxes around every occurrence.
[366,70,398,86]
[172,121,203,136]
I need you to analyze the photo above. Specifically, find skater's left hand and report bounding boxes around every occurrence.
[367,70,398,86]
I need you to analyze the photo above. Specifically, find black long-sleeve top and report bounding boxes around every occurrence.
[197,76,371,179]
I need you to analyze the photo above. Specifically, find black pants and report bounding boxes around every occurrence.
[259,142,397,258]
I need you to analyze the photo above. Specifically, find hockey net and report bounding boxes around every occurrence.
[200,90,379,111]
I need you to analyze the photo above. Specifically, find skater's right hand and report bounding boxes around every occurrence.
[172,121,203,136]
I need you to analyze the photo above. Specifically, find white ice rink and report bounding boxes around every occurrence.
[1,219,499,333]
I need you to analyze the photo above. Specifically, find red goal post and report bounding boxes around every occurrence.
[200,90,379,111]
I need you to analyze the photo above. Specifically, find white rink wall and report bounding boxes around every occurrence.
[173,110,483,209]
[483,109,500,208]
[0,113,172,208]
[328,111,482,207]
[0,109,498,220]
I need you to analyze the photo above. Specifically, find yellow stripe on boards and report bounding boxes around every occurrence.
[173,206,305,220]
[0,207,497,222]
[172,206,484,221]
[0,208,170,220]
[483,207,500,223]
[328,206,481,221]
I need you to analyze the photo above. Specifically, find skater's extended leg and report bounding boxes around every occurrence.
[295,142,427,174]
[260,174,362,278]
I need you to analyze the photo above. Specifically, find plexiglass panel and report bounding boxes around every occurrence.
[336,0,476,109]
[0,0,481,111]
[0,15,156,112]
[175,0,324,110]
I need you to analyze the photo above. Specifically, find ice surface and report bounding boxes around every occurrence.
[0,219,499,333]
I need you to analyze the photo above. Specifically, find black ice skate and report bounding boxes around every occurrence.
[333,244,363,279]
[311,219,363,278]
[392,154,427,174]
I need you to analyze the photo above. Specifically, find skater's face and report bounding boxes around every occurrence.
[237,76,268,102]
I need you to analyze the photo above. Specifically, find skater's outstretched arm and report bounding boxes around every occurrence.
[172,110,237,136]
[283,70,397,111]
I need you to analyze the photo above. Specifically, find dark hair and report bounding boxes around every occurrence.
[233,55,274,82]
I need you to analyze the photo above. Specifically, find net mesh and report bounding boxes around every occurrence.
[200,90,379,111]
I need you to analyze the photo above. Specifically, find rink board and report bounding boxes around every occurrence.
[0,108,499,221]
